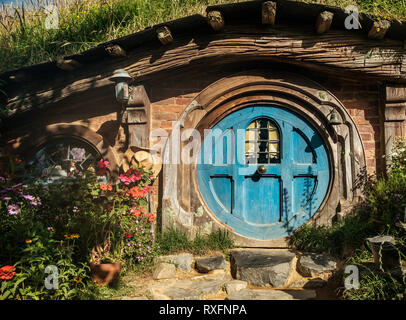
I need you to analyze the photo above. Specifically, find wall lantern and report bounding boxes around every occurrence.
[327,107,342,125]
[110,69,132,103]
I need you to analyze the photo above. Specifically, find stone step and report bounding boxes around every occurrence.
[230,249,296,287]
[226,288,317,300]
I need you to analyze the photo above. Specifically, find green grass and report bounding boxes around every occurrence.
[341,249,406,300]
[0,0,247,73]
[290,206,376,257]
[0,0,406,74]
[156,228,235,256]
[303,0,406,21]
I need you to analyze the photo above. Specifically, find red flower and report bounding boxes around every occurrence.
[107,206,113,211]
[147,213,155,223]
[125,232,132,239]
[100,183,113,191]
[97,159,110,169]
[0,265,16,280]
[98,168,108,176]
[129,186,146,198]
[130,207,141,217]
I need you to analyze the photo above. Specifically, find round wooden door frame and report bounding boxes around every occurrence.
[162,70,366,247]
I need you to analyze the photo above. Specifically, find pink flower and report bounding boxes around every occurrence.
[8,204,19,215]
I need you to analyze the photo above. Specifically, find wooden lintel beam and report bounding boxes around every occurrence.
[56,58,82,71]
[105,44,126,57]
[315,11,334,34]
[368,20,391,40]
[262,1,277,25]
[386,84,406,103]
[156,26,173,45]
[207,10,225,32]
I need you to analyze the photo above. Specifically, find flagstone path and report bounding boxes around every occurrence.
[114,249,341,300]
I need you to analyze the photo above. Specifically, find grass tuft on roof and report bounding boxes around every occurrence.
[0,0,405,74]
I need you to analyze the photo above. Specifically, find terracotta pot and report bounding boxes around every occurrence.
[90,262,121,286]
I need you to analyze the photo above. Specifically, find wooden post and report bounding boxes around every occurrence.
[315,11,334,34]
[262,1,276,25]
[368,20,391,40]
[122,85,151,149]
[156,26,173,45]
[207,10,225,31]
[105,44,126,57]
[56,57,81,71]
[384,84,406,169]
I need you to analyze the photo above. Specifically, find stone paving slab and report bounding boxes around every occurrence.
[226,288,317,300]
[230,249,296,287]
[297,253,337,277]
[157,253,194,271]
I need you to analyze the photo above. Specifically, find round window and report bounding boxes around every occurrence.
[28,137,104,183]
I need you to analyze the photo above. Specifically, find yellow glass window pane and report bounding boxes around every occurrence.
[245,129,256,141]
[269,129,279,141]
[245,142,255,154]
[269,143,279,153]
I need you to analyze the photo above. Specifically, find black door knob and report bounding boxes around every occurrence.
[257,165,267,175]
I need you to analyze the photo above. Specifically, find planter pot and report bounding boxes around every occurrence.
[367,236,401,272]
[90,262,122,286]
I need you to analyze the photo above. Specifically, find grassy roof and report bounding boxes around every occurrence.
[0,0,405,74]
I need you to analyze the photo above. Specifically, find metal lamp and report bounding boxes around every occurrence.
[110,69,132,103]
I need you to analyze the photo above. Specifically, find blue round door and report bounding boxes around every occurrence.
[197,106,330,240]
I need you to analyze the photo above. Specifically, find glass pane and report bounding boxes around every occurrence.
[28,138,104,183]
[245,118,280,164]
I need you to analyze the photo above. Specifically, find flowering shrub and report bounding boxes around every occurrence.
[0,152,159,299]
[95,165,159,268]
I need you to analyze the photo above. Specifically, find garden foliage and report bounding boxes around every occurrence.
[0,153,157,299]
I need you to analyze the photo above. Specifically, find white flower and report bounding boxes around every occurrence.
[70,148,86,161]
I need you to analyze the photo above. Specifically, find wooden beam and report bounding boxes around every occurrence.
[368,20,391,40]
[156,26,173,45]
[5,27,406,116]
[56,57,82,71]
[315,11,334,34]
[105,44,126,57]
[262,1,276,25]
[386,84,406,103]
[207,10,225,32]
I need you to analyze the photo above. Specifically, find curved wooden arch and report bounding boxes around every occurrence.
[15,123,121,178]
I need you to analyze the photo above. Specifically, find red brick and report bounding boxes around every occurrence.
[152,105,184,113]
[360,133,372,141]
[155,98,176,106]
[366,159,376,167]
[154,112,179,121]
[363,142,377,150]
[175,97,193,105]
